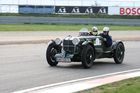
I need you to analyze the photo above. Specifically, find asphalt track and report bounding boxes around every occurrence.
[0,41,140,93]
[0,31,140,45]
[0,16,140,25]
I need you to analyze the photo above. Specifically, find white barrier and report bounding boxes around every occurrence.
[0,5,18,13]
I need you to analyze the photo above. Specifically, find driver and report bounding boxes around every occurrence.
[89,26,98,36]
[100,27,112,47]
[79,28,89,36]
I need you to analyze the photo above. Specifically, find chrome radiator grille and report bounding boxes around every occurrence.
[63,40,75,53]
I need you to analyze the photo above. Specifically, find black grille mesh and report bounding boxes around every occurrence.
[63,40,75,53]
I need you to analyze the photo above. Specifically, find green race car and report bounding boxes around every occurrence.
[46,28,125,68]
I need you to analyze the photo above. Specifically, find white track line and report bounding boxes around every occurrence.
[13,68,140,93]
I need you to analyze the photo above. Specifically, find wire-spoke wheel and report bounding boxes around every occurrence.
[81,45,95,68]
[46,43,58,66]
[114,42,125,64]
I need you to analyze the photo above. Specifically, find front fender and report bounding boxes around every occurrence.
[82,41,88,46]
[82,41,93,46]
[82,41,95,50]
[112,40,124,50]
[47,40,62,53]
[47,40,55,46]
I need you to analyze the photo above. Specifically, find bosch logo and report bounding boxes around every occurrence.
[120,8,140,15]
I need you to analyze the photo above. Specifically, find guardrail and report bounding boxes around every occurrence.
[0,16,140,26]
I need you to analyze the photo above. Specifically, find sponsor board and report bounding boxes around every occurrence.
[109,7,140,15]
[120,7,140,15]
[19,5,54,14]
[0,5,18,13]
[55,6,108,14]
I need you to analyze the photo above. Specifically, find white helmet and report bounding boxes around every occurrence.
[103,27,109,32]
[79,28,89,36]
[92,26,98,32]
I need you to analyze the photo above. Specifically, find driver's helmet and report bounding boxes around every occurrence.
[91,26,98,35]
[92,26,98,32]
[79,28,89,36]
[103,27,109,35]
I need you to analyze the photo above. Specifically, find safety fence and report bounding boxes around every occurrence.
[0,5,140,15]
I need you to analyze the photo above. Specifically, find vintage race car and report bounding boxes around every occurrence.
[46,28,125,68]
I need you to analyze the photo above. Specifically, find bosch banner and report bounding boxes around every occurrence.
[120,7,140,15]
[108,7,140,15]
[55,6,108,14]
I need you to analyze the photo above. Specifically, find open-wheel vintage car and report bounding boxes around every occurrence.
[46,28,125,68]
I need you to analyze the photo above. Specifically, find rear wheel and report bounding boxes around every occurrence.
[81,45,95,68]
[46,43,58,66]
[113,42,125,64]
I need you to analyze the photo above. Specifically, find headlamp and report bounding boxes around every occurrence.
[72,38,80,45]
[54,38,61,45]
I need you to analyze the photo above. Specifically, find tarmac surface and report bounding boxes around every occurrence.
[14,69,140,93]
[0,42,140,93]
[0,31,140,93]
[0,31,140,45]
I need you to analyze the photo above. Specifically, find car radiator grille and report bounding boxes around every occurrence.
[63,40,75,53]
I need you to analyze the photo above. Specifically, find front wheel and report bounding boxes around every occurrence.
[46,42,58,66]
[81,45,95,68]
[113,42,125,64]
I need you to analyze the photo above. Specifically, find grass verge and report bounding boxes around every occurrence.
[77,77,140,93]
[0,24,140,31]
[1,13,140,19]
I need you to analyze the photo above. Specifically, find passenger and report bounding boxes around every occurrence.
[100,27,112,47]
[89,26,98,36]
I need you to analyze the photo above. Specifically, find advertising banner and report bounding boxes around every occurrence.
[19,5,54,14]
[108,7,140,15]
[55,6,108,14]
[0,5,18,13]
[120,7,140,15]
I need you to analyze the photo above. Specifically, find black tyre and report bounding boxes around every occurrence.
[81,45,95,68]
[113,42,125,64]
[46,43,58,66]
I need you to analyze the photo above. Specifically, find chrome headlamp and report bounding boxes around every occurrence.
[54,38,62,45]
[72,38,80,45]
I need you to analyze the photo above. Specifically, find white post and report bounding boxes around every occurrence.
[133,1,135,7]
[81,0,83,6]
[54,0,55,6]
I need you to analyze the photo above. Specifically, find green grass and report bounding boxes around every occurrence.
[1,13,140,19]
[0,24,140,31]
[77,77,140,93]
